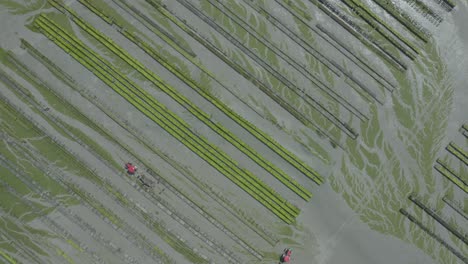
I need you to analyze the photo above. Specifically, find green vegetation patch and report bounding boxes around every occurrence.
[0,0,45,15]
[33,11,300,223]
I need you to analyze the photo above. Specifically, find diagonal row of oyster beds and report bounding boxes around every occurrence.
[272,0,398,89]
[0,77,216,262]
[206,0,369,123]
[8,42,283,262]
[276,0,453,86]
[403,0,443,25]
[0,158,57,264]
[434,127,468,193]
[0,98,179,264]
[8,44,265,259]
[313,24,393,102]
[110,0,303,143]
[174,0,360,139]
[75,0,324,187]
[0,184,68,264]
[295,0,443,72]
[401,125,468,263]
[306,0,409,71]
[33,12,300,224]
[446,142,468,166]
[435,159,467,193]
[243,0,394,100]
[0,177,110,264]
[319,4,406,71]
[408,195,468,245]
[442,196,468,221]
[143,0,344,148]
[109,0,282,137]
[19,37,280,248]
[312,0,430,45]
[399,208,467,263]
[1,55,252,262]
[284,0,419,65]
[248,0,343,78]
[267,0,398,106]
[56,0,327,190]
[0,246,19,264]
[47,0,316,202]
[109,0,196,58]
[369,0,431,42]
[337,0,420,60]
[462,124,468,138]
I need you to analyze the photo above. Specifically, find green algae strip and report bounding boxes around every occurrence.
[436,159,466,182]
[61,122,122,170]
[340,0,420,54]
[0,104,79,204]
[462,124,468,137]
[0,90,110,203]
[365,0,429,42]
[0,60,77,144]
[329,37,458,262]
[41,0,303,216]
[144,0,343,147]
[66,183,122,228]
[0,166,31,197]
[0,0,44,15]
[1,51,93,130]
[1,116,179,263]
[435,163,467,192]
[18,40,123,171]
[337,4,409,64]
[305,0,408,71]
[55,247,76,264]
[20,36,274,248]
[0,249,17,264]
[446,142,468,165]
[33,12,298,223]
[0,217,50,257]
[282,0,312,21]
[406,0,441,21]
[111,0,196,57]
[75,0,315,197]
[19,39,75,87]
[80,0,194,60]
[36,14,299,222]
[2,50,121,180]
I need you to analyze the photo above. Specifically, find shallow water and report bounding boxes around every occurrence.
[0,0,467,263]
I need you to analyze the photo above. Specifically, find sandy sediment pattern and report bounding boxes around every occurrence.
[0,0,467,263]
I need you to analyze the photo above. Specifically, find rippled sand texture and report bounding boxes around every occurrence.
[0,0,467,264]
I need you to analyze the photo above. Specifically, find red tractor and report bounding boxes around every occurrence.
[279,248,292,263]
[125,162,137,175]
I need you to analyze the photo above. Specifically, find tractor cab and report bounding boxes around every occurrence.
[280,248,292,263]
[125,162,137,175]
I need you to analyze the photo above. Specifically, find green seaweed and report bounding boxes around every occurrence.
[0,0,45,15]
[333,42,456,263]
